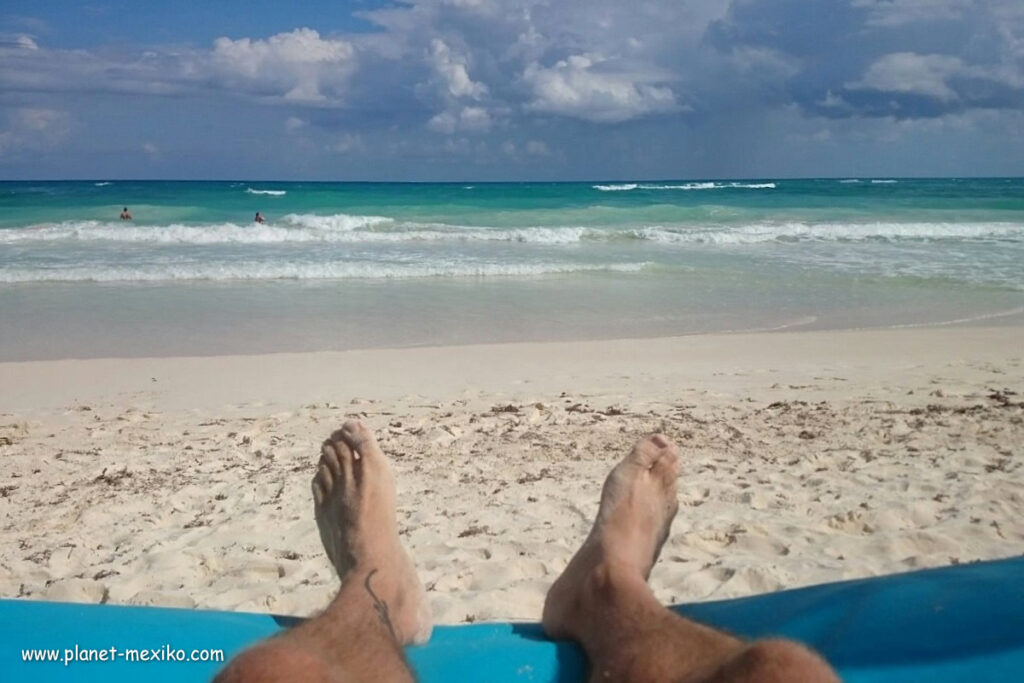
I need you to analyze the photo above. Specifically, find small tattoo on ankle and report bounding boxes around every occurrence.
[364,569,398,643]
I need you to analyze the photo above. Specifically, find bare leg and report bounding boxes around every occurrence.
[217,421,431,682]
[543,434,837,683]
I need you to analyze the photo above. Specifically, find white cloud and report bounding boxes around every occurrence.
[211,28,355,103]
[142,142,160,159]
[0,29,357,106]
[458,106,491,131]
[428,105,492,133]
[848,52,987,101]
[523,54,678,123]
[0,33,39,50]
[428,38,487,100]
[285,116,307,132]
[427,111,457,134]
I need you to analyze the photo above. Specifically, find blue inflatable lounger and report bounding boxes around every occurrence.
[3,555,1022,682]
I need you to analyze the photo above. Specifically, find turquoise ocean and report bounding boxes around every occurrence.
[1,178,1022,360]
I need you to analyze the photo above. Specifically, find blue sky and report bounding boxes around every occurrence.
[1,0,1023,180]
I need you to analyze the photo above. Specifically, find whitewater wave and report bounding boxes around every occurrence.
[594,182,776,191]
[94,182,112,187]
[0,219,596,246]
[280,213,394,231]
[633,222,1024,245]
[647,182,776,190]
[593,183,638,191]
[871,179,898,184]
[2,218,1021,247]
[246,188,287,196]
[0,260,650,284]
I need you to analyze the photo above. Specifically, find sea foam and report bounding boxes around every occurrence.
[0,260,649,283]
[595,182,776,191]
[2,219,1021,247]
[592,183,638,191]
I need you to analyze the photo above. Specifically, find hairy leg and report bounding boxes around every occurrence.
[217,421,431,682]
[543,434,837,683]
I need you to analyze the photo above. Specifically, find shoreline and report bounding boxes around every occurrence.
[3,271,1023,363]
[1,326,1022,623]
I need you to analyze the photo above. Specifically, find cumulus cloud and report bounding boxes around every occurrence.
[523,54,678,123]
[2,0,1023,176]
[427,106,492,133]
[0,28,356,105]
[211,28,355,103]
[848,53,975,102]
[843,52,1024,116]
[0,33,38,50]
[428,38,487,100]
[708,0,1024,120]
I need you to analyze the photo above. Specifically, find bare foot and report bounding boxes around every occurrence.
[312,420,432,644]
[542,434,681,640]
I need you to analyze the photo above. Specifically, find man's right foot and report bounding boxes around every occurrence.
[542,434,681,640]
[312,420,432,644]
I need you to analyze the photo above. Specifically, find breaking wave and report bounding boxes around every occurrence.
[3,218,1019,247]
[594,182,776,191]
[0,260,650,284]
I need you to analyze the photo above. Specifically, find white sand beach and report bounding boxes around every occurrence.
[1,326,1022,625]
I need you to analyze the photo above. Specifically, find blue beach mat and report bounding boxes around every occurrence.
[3,555,1022,681]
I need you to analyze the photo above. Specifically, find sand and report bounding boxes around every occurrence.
[1,327,1022,625]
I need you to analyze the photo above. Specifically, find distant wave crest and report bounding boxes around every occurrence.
[594,182,776,191]
[245,188,287,196]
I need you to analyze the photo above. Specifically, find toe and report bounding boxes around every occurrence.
[340,420,386,468]
[311,477,326,506]
[323,436,357,495]
[320,439,343,477]
[628,434,676,470]
[315,449,335,490]
[649,441,681,488]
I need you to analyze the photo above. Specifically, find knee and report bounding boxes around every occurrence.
[215,641,335,683]
[722,639,838,683]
